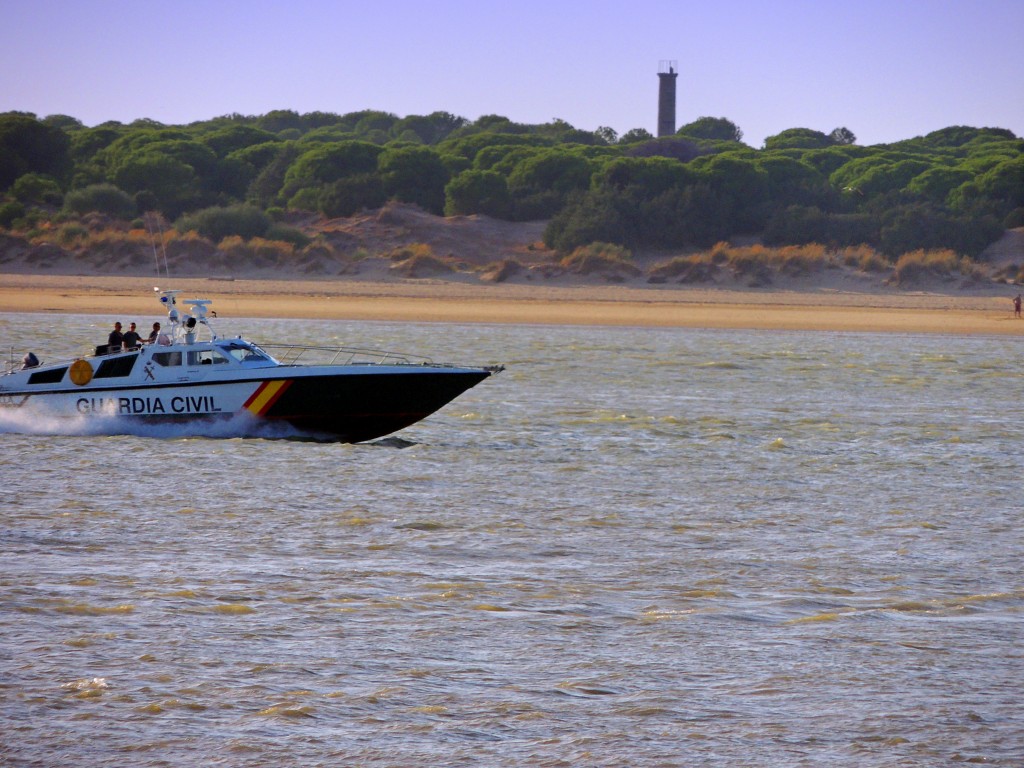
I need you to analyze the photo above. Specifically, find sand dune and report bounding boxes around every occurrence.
[3,204,1022,335]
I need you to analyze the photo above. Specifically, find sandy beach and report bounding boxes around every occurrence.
[1,272,1022,336]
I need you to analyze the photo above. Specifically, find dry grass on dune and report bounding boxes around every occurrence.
[2,204,1023,303]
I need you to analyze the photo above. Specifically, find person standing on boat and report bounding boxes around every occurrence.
[122,322,142,349]
[146,322,161,343]
[107,322,123,353]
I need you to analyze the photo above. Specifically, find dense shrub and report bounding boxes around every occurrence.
[764,206,877,248]
[64,183,136,218]
[879,203,1002,257]
[318,173,386,218]
[264,223,311,249]
[0,200,26,228]
[175,204,270,241]
[1,112,1020,262]
[11,173,63,205]
[625,137,706,162]
[764,128,834,151]
[676,117,743,143]
[0,114,72,189]
[286,187,320,212]
[56,223,88,246]
[544,188,630,252]
[507,150,593,220]
[281,141,382,199]
[378,145,450,215]
[444,169,511,217]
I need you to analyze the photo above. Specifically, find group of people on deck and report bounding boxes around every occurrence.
[106,321,168,352]
[20,320,172,370]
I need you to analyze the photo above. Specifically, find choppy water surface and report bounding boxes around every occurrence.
[2,313,1023,766]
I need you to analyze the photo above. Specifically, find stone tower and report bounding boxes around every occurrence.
[657,61,678,137]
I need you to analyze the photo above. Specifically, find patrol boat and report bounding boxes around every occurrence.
[0,289,502,442]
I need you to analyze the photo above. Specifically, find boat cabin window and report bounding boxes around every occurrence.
[95,354,138,378]
[186,348,230,366]
[221,342,270,364]
[28,367,68,385]
[151,351,182,367]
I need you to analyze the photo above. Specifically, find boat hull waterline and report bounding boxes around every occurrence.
[1,367,493,442]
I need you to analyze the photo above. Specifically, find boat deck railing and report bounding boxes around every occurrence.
[257,344,436,367]
[2,346,140,377]
[2,343,439,377]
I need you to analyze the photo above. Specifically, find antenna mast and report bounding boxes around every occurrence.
[145,212,171,280]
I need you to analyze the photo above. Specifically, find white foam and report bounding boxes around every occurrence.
[0,408,315,441]
[62,677,108,691]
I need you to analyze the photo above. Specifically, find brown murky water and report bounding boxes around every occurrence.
[2,315,1022,766]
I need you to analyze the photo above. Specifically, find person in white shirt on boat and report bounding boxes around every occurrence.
[145,322,171,345]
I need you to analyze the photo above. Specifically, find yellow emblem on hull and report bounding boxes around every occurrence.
[69,359,93,386]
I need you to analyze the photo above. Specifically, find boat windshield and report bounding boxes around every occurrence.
[186,348,231,366]
[220,341,273,365]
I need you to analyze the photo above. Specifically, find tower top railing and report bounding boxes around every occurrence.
[659,60,677,75]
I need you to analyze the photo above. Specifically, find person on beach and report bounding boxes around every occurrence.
[122,322,142,349]
[1014,294,1021,318]
[107,322,123,353]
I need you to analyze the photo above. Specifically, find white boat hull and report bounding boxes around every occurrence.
[1,366,493,442]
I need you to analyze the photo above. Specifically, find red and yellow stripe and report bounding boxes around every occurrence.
[242,379,292,416]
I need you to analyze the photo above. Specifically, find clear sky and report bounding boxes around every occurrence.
[2,0,1022,147]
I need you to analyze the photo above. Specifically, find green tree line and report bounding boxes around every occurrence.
[1,109,1021,258]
